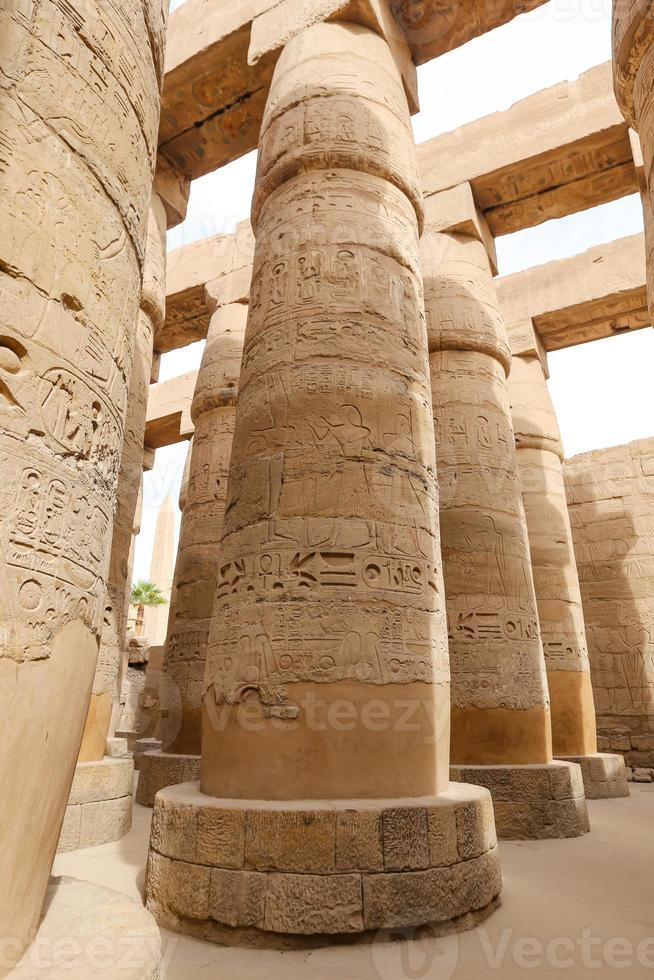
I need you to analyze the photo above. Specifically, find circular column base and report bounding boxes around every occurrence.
[9,877,161,978]
[146,781,502,947]
[450,761,590,840]
[557,753,630,799]
[136,751,201,807]
[58,757,133,852]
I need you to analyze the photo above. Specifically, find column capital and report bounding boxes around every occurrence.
[249,0,418,113]
[613,0,654,128]
[154,152,191,229]
[423,184,498,275]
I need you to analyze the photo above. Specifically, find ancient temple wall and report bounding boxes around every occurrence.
[0,1,165,968]
[565,438,654,770]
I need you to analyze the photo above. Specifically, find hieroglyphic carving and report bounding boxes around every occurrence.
[0,0,164,966]
[204,22,449,736]
[160,302,246,751]
[422,228,550,734]
[566,438,654,764]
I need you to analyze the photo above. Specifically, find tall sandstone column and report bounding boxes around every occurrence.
[146,12,501,943]
[0,0,165,970]
[421,186,589,839]
[613,0,654,314]
[138,289,247,805]
[507,320,629,799]
[80,195,167,764]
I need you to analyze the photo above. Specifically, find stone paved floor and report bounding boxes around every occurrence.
[54,784,654,979]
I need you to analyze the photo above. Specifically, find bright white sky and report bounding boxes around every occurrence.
[134,0,653,581]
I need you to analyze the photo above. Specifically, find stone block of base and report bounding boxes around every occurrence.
[9,877,160,978]
[557,753,630,799]
[133,738,162,770]
[450,762,590,840]
[58,757,133,852]
[145,781,502,947]
[136,751,201,807]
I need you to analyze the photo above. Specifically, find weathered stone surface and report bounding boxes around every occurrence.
[210,869,267,928]
[78,797,133,850]
[335,810,383,872]
[565,439,654,769]
[245,810,335,873]
[381,807,430,871]
[197,806,246,869]
[0,0,163,963]
[422,206,552,768]
[159,301,246,757]
[562,752,628,799]
[12,877,161,979]
[68,758,133,806]
[135,751,201,807]
[451,762,589,840]
[508,346,598,761]
[265,873,363,935]
[362,846,502,930]
[166,860,211,920]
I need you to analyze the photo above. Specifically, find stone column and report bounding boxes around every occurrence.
[146,12,501,944]
[143,494,176,645]
[0,1,165,971]
[613,1,654,315]
[79,195,167,764]
[138,291,247,806]
[507,320,629,800]
[421,186,589,840]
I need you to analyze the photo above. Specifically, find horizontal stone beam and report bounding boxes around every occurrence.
[159,0,548,181]
[497,234,649,351]
[145,370,196,449]
[419,63,640,235]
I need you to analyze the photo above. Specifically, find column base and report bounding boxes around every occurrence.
[133,738,162,770]
[146,781,502,947]
[450,762,590,840]
[136,751,201,807]
[557,753,630,799]
[8,877,160,978]
[58,757,133,852]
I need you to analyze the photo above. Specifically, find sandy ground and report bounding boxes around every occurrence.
[54,784,654,979]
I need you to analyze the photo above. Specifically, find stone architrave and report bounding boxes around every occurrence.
[421,188,589,839]
[0,1,165,971]
[138,293,247,806]
[507,320,629,799]
[613,0,654,314]
[79,195,167,765]
[146,10,501,944]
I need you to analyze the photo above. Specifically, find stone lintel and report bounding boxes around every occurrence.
[162,220,255,354]
[154,152,191,228]
[423,183,497,274]
[205,265,253,314]
[160,0,548,181]
[419,63,639,235]
[145,371,196,450]
[496,234,649,351]
[505,318,549,376]
[248,0,419,114]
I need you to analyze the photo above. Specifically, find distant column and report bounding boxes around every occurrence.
[143,494,177,646]
[507,320,629,799]
[421,184,589,839]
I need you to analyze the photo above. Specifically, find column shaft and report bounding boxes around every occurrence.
[0,0,163,967]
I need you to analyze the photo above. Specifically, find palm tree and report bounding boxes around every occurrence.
[130,580,167,636]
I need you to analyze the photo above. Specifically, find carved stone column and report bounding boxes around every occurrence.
[613,0,654,315]
[421,186,589,840]
[0,1,165,971]
[508,321,629,800]
[146,12,501,944]
[138,290,247,806]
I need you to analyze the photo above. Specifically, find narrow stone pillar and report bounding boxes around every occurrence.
[0,1,164,970]
[146,13,501,943]
[143,494,176,645]
[421,187,589,840]
[137,293,247,806]
[79,195,167,764]
[613,1,654,314]
[507,321,629,800]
